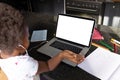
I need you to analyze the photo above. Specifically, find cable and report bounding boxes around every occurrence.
[28,41,48,52]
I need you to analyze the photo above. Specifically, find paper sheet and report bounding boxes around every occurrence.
[77,48,120,80]
[30,30,47,42]
[109,64,120,80]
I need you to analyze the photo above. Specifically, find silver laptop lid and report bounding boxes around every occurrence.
[56,14,95,47]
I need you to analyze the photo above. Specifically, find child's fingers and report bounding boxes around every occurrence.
[62,50,85,63]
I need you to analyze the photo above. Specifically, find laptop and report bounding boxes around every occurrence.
[37,14,95,66]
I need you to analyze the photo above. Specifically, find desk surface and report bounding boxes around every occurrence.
[29,43,100,80]
[28,25,120,80]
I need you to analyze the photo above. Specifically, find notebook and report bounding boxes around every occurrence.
[78,47,120,80]
[37,14,95,66]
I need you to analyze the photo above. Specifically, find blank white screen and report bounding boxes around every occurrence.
[56,15,95,46]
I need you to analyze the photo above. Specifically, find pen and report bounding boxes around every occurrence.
[113,44,118,53]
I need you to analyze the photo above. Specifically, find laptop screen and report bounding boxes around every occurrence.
[56,14,95,47]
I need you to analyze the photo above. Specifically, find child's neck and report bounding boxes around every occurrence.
[0,50,20,59]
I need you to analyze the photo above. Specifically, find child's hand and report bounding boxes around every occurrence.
[59,50,85,64]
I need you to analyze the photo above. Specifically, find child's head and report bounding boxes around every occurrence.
[0,3,29,56]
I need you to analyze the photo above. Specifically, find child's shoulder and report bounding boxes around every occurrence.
[0,55,38,80]
[0,55,38,68]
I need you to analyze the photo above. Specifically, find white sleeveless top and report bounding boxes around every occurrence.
[0,54,39,80]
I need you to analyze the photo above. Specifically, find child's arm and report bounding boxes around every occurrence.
[36,50,84,74]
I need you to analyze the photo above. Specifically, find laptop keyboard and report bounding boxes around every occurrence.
[50,41,82,53]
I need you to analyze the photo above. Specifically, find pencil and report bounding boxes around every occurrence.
[99,41,113,51]
[110,38,120,48]
[91,42,109,51]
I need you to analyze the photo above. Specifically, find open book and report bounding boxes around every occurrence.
[78,47,120,80]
